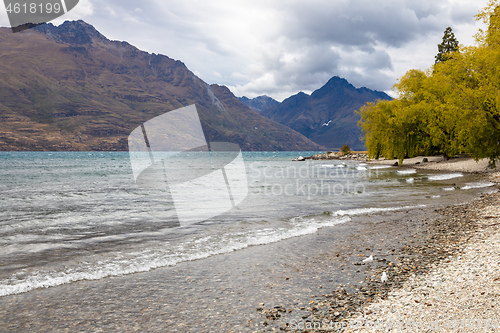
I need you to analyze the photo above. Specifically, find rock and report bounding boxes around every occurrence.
[423,158,429,163]
[307,152,368,161]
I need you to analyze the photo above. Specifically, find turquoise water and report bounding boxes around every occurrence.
[0,151,495,296]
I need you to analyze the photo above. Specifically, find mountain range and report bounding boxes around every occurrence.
[0,20,322,151]
[238,95,279,114]
[241,77,392,150]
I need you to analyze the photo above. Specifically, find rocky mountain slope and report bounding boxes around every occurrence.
[238,95,279,114]
[0,20,322,151]
[260,76,392,150]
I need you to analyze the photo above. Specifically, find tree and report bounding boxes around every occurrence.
[358,1,500,167]
[340,144,351,155]
[435,27,459,64]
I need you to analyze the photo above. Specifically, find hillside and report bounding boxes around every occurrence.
[261,77,392,150]
[238,95,279,114]
[0,20,322,151]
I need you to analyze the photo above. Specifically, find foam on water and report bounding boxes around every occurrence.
[369,165,393,170]
[461,182,495,190]
[333,205,426,217]
[397,169,417,175]
[442,187,456,191]
[428,173,463,181]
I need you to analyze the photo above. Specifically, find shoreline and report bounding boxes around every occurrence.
[368,155,500,174]
[297,189,500,332]
[0,168,498,331]
[306,151,500,174]
[343,173,500,332]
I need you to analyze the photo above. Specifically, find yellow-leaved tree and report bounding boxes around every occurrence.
[358,0,500,167]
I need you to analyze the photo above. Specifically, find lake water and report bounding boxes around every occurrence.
[0,151,495,297]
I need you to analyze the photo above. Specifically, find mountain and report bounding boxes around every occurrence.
[0,20,322,151]
[238,95,279,114]
[261,76,392,150]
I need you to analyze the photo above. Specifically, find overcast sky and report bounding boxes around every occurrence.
[0,0,489,101]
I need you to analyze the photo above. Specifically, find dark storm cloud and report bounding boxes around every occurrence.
[281,0,444,48]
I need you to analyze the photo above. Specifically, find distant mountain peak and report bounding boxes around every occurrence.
[238,95,279,114]
[34,20,107,45]
[311,76,357,100]
[261,76,392,150]
[326,76,349,85]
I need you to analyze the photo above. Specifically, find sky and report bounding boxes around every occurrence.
[0,0,490,101]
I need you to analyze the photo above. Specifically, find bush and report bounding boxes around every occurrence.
[341,144,351,155]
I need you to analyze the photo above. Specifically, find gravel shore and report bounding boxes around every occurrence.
[368,155,500,173]
[340,172,500,333]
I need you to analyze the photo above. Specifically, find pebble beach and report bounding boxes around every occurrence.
[340,161,500,333]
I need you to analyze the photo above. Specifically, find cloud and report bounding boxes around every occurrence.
[54,0,94,23]
[227,0,486,99]
[278,0,456,49]
[0,0,486,101]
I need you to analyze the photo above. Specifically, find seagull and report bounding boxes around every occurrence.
[362,255,374,263]
[381,272,388,283]
[322,120,332,126]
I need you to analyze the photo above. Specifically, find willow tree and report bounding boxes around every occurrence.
[358,70,430,164]
[358,0,500,167]
[465,1,500,166]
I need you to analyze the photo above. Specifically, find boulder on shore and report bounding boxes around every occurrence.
[306,151,368,161]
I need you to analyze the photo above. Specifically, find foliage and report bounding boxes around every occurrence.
[340,144,351,155]
[358,1,500,167]
[435,27,459,64]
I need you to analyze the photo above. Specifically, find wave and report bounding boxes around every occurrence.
[0,215,351,297]
[369,165,393,170]
[461,182,495,190]
[428,173,463,181]
[397,169,417,175]
[0,203,429,297]
[320,164,347,168]
[333,205,426,217]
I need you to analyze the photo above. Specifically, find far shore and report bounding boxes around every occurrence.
[368,155,500,173]
[306,151,500,174]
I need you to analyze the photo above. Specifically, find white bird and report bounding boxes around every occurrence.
[381,272,388,283]
[362,255,374,263]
